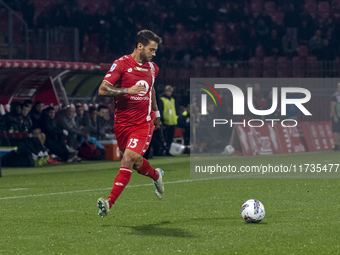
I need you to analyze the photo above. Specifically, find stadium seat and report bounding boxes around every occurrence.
[255,46,265,59]
[292,57,305,77]
[306,56,321,77]
[164,68,177,79]
[318,2,330,13]
[213,34,226,51]
[173,34,185,45]
[162,33,173,47]
[233,65,246,77]
[297,45,308,58]
[175,23,185,34]
[186,31,198,47]
[214,22,226,36]
[264,2,276,13]
[250,0,262,13]
[277,57,290,77]
[304,3,317,14]
[248,57,262,77]
[177,69,190,79]
[219,67,232,77]
[270,12,284,25]
[262,57,275,77]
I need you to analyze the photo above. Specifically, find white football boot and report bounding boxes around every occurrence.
[154,168,164,199]
[97,197,110,218]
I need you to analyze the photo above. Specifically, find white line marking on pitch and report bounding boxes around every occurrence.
[0,173,257,201]
[0,178,210,200]
[9,188,29,191]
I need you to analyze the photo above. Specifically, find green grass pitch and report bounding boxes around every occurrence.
[1,152,340,254]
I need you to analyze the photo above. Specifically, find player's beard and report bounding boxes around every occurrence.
[140,49,150,63]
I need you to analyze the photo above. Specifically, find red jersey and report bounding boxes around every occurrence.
[103,55,159,127]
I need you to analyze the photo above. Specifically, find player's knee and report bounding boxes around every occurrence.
[122,150,142,166]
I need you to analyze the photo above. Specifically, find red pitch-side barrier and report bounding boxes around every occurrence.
[235,121,334,156]
[0,59,112,70]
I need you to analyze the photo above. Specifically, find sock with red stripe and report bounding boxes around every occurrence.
[107,167,132,208]
[137,158,159,181]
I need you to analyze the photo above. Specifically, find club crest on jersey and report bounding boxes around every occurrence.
[134,67,148,72]
[110,63,117,72]
[128,68,133,72]
[135,80,149,96]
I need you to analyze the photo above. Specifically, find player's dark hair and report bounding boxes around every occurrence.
[135,30,162,48]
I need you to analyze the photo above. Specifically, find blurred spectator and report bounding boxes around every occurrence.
[282,28,298,58]
[298,19,314,45]
[19,103,46,146]
[255,18,270,44]
[4,101,22,132]
[75,104,91,132]
[56,105,85,150]
[97,105,115,140]
[23,100,33,112]
[264,29,283,57]
[284,3,299,29]
[40,107,77,162]
[88,106,100,138]
[308,29,323,56]
[30,101,45,129]
[159,85,178,156]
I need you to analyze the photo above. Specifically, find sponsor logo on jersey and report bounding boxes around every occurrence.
[128,68,133,72]
[134,67,148,72]
[130,96,150,100]
[110,63,117,72]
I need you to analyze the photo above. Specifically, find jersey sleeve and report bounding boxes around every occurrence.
[154,63,160,78]
[103,60,124,86]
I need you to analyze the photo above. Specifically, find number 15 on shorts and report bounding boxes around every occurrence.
[128,138,139,148]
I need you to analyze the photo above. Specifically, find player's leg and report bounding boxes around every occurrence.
[98,150,136,218]
[128,122,164,199]
[128,121,160,180]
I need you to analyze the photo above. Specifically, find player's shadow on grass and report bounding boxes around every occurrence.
[118,221,195,238]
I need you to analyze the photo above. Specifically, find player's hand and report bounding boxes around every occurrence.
[127,84,146,95]
[153,117,160,130]
[334,116,339,123]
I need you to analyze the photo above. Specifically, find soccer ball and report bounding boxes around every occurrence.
[224,145,235,156]
[241,199,265,223]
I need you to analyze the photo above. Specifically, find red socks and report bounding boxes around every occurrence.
[107,160,159,208]
[137,158,159,181]
[107,167,132,208]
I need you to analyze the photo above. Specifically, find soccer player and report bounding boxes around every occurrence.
[96,30,164,217]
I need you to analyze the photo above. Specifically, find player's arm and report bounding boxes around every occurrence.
[152,87,161,130]
[98,81,146,97]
